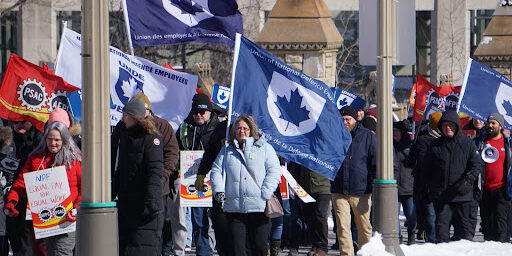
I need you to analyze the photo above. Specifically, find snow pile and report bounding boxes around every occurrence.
[358,233,512,256]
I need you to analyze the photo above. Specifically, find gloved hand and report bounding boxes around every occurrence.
[66,208,77,222]
[3,200,18,217]
[455,175,473,196]
[214,192,225,204]
[195,174,206,192]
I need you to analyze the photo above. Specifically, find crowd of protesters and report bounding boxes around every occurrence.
[0,92,511,256]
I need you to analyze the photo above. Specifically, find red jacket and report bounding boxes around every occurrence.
[7,151,82,209]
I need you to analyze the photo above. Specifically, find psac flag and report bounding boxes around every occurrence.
[231,35,352,181]
[0,54,79,131]
[55,28,197,129]
[331,88,366,111]
[412,72,461,122]
[122,0,243,48]
[459,59,512,130]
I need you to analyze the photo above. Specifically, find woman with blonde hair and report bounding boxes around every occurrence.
[113,97,164,256]
[210,115,281,256]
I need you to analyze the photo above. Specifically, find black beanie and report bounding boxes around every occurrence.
[123,97,146,118]
[340,106,357,120]
[191,93,212,112]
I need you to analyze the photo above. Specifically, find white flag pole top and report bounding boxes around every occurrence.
[55,21,68,72]
[226,33,242,143]
[457,58,473,113]
[121,0,135,55]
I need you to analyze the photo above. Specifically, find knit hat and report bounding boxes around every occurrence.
[429,112,443,130]
[361,116,377,133]
[191,93,212,113]
[132,93,151,110]
[366,108,377,118]
[123,97,146,118]
[339,106,357,120]
[488,113,504,127]
[48,108,70,128]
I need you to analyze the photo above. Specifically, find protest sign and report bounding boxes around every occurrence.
[23,166,75,239]
[278,175,289,200]
[280,166,315,203]
[179,151,212,207]
[0,153,20,176]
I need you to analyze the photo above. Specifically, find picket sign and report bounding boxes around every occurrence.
[179,151,212,207]
[23,166,75,239]
[280,166,316,203]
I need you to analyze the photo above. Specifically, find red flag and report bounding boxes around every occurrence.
[409,81,417,107]
[0,54,79,131]
[412,73,460,122]
[164,63,176,71]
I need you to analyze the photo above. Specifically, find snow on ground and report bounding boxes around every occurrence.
[358,233,512,256]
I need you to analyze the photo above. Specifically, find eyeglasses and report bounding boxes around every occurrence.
[236,127,250,131]
[193,110,207,116]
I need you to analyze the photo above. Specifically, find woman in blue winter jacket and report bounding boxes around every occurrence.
[210,115,281,256]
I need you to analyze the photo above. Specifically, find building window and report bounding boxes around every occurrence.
[469,9,494,58]
[0,11,18,80]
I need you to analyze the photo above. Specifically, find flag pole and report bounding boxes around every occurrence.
[54,21,68,69]
[226,33,241,141]
[121,0,135,55]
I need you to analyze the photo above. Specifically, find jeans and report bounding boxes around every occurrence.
[303,194,331,252]
[185,207,192,247]
[288,197,308,250]
[415,194,436,243]
[228,212,270,256]
[399,195,417,237]
[44,232,75,256]
[270,216,283,241]
[191,207,211,256]
[167,180,188,256]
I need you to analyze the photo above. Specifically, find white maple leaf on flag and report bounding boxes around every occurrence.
[121,77,141,98]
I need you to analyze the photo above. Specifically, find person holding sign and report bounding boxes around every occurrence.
[113,97,164,256]
[210,115,281,256]
[4,120,81,256]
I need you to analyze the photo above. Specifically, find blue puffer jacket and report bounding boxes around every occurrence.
[331,123,377,195]
[210,136,281,213]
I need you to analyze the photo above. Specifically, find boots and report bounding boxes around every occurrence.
[270,240,281,256]
[408,232,417,245]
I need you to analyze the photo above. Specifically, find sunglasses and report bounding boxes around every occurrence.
[193,110,207,115]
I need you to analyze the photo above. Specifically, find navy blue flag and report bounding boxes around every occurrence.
[67,90,82,121]
[123,0,243,48]
[231,35,352,180]
[211,83,230,109]
[459,59,512,129]
[331,88,366,111]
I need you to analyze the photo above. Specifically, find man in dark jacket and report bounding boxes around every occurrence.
[112,93,180,255]
[393,120,416,245]
[331,106,376,256]
[475,113,511,242]
[177,93,222,256]
[407,112,442,243]
[425,110,483,243]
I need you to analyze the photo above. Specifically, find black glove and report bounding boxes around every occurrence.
[168,170,179,198]
[214,192,225,204]
[455,175,473,196]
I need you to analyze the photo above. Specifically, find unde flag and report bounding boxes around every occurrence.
[230,35,352,181]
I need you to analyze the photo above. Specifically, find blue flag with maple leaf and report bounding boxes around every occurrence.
[330,87,366,111]
[212,83,230,109]
[230,35,352,180]
[459,59,512,129]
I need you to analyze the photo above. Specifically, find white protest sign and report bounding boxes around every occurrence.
[179,151,212,207]
[23,166,76,239]
[281,166,316,203]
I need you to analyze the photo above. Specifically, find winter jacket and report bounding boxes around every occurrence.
[393,121,414,196]
[197,120,227,176]
[177,111,221,151]
[7,151,82,209]
[407,126,439,200]
[331,123,376,195]
[475,131,511,198]
[289,161,330,195]
[210,137,281,213]
[425,110,484,203]
[112,114,178,196]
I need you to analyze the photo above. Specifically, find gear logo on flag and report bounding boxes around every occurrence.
[444,92,459,112]
[495,82,512,125]
[49,90,71,112]
[114,67,144,105]
[162,0,214,27]
[267,72,326,137]
[17,78,48,111]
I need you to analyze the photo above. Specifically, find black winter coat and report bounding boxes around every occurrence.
[177,111,221,151]
[407,128,438,200]
[331,123,376,195]
[197,120,227,176]
[115,125,164,256]
[425,111,484,203]
[393,122,414,196]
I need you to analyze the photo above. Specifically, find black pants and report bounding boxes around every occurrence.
[211,199,232,256]
[303,194,331,252]
[6,197,32,256]
[480,188,511,242]
[433,200,473,243]
[227,212,270,256]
